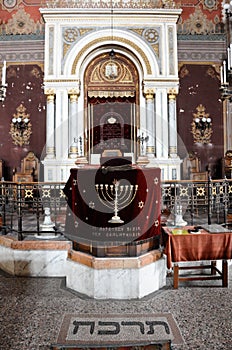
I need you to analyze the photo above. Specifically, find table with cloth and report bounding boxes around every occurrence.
[63,166,161,256]
[163,226,232,288]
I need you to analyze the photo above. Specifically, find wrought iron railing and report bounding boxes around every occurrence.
[0,178,232,240]
[0,181,67,240]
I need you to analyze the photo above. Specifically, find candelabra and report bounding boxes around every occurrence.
[75,135,88,165]
[95,179,138,224]
[0,61,7,102]
[220,2,232,100]
[137,132,149,156]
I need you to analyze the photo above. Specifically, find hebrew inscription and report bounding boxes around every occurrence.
[66,316,173,343]
[56,314,184,347]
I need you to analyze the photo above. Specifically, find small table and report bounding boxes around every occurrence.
[163,226,232,288]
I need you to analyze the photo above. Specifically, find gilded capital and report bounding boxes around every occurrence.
[144,89,155,100]
[45,88,55,103]
[44,88,55,95]
[68,88,80,103]
[168,89,177,101]
[46,94,55,103]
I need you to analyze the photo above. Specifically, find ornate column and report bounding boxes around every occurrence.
[45,89,55,159]
[144,90,155,157]
[168,90,178,157]
[68,89,79,158]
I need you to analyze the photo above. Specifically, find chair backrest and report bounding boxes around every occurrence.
[182,152,201,179]
[21,151,39,181]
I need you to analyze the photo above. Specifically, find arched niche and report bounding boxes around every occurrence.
[84,50,139,158]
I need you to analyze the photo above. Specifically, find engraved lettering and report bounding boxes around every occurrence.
[121,321,145,334]
[145,321,170,335]
[97,321,120,335]
[72,321,95,335]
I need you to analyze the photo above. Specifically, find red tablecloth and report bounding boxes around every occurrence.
[163,226,232,269]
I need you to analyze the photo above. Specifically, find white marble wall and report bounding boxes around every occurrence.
[0,245,68,277]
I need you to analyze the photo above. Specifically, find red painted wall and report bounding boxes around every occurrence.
[177,64,223,178]
[0,64,46,180]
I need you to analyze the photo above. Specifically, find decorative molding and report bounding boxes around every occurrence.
[177,39,224,62]
[42,0,177,9]
[72,36,152,75]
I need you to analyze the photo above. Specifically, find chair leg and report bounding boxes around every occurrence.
[173,264,179,289]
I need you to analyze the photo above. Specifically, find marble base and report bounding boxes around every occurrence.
[0,236,166,299]
[66,250,166,299]
[0,236,71,277]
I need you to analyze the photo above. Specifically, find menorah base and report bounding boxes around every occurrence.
[108,215,124,224]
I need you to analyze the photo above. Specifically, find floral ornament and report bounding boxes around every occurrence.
[202,0,218,12]
[138,201,144,209]
[2,0,19,11]
[143,28,159,43]
[64,28,79,43]
[181,7,214,35]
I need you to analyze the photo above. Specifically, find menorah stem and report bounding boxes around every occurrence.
[114,183,119,217]
[109,182,124,223]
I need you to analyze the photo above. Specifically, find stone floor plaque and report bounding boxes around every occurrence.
[52,313,184,349]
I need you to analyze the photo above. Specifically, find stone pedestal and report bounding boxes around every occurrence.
[38,207,58,239]
[167,205,187,226]
[66,249,166,299]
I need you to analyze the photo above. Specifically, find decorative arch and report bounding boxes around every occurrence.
[63,29,160,78]
[84,51,139,156]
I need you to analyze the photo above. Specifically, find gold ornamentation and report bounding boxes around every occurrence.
[9,104,32,147]
[72,36,152,75]
[168,89,177,100]
[88,90,134,98]
[191,104,213,144]
[143,28,159,43]
[179,65,189,79]
[64,28,79,43]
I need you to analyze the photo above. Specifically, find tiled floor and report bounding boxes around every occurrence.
[1,210,232,350]
[0,262,232,350]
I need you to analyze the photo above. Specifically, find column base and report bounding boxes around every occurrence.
[75,156,89,165]
[136,155,149,166]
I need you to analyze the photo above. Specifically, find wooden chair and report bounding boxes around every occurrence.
[223,150,232,179]
[182,152,201,179]
[191,171,208,181]
[13,151,39,182]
